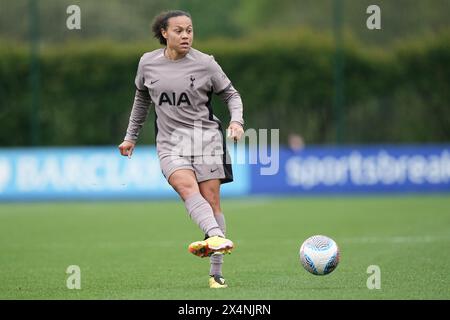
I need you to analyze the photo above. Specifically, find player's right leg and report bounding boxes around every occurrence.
[168,169,223,237]
[160,157,233,257]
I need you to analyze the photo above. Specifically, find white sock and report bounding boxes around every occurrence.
[184,193,224,238]
[210,212,226,276]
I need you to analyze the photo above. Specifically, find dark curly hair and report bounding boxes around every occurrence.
[151,10,192,45]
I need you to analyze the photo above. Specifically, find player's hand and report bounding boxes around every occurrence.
[227,121,244,142]
[118,140,135,159]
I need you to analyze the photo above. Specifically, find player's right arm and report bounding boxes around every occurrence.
[119,89,152,158]
[119,55,152,158]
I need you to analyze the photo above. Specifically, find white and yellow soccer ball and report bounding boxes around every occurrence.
[299,235,340,275]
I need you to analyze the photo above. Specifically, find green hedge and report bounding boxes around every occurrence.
[1,32,449,146]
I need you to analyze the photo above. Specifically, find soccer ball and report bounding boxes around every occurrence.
[299,235,340,275]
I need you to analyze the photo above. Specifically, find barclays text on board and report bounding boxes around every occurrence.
[0,147,248,200]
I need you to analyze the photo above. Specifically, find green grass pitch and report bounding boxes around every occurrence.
[0,195,449,299]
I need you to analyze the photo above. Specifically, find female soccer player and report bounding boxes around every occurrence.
[118,10,244,289]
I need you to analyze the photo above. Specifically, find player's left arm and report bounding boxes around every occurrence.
[210,57,244,142]
[217,85,244,142]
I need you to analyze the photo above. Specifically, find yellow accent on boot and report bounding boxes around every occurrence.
[188,236,234,258]
[209,275,228,288]
[205,236,234,255]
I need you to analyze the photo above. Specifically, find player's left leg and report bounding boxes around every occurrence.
[199,178,228,288]
[190,154,233,288]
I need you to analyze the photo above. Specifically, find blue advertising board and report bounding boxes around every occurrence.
[0,146,250,201]
[1,145,449,201]
[250,145,450,195]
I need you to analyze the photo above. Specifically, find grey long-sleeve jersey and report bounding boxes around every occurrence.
[124,48,244,157]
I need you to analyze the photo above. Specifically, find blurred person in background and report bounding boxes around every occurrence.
[118,10,244,289]
[288,133,305,153]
